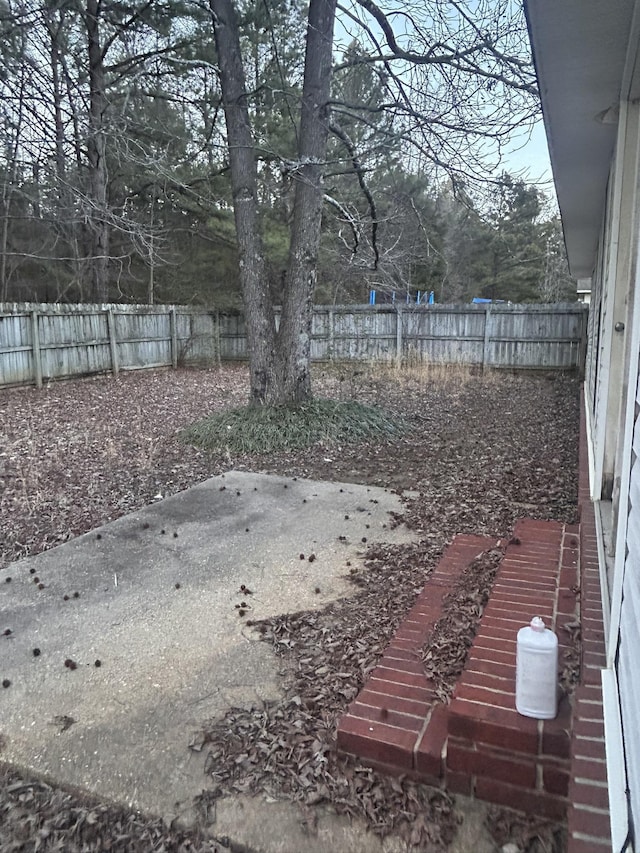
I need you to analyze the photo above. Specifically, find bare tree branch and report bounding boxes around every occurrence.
[329,119,379,268]
[324,192,360,255]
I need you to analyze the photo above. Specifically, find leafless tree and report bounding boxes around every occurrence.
[0,0,209,303]
[209,0,538,404]
[211,0,337,404]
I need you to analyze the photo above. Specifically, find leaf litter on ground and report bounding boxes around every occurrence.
[0,364,579,852]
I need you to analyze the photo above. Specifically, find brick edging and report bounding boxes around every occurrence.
[336,535,497,780]
[445,518,574,821]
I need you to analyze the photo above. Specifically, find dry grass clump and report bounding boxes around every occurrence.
[180,398,406,455]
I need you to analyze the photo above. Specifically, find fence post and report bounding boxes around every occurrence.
[106,309,119,375]
[214,310,222,366]
[482,307,492,369]
[396,306,403,367]
[31,310,42,388]
[170,307,178,369]
[328,309,334,361]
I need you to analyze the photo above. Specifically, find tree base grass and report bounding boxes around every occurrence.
[180,398,406,455]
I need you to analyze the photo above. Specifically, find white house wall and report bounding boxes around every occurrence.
[584,243,602,430]
[613,355,640,842]
[606,104,640,507]
[590,102,640,512]
[586,185,609,495]
[585,99,640,847]
[524,0,640,844]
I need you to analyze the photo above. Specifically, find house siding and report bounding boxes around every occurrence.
[582,104,640,849]
[617,359,640,834]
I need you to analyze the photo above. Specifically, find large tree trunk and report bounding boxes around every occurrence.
[211,0,336,405]
[210,0,277,404]
[276,0,337,403]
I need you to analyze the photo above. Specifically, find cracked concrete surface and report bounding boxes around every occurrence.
[0,470,496,852]
[0,472,415,826]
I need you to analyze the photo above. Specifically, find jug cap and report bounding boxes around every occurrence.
[530,616,546,632]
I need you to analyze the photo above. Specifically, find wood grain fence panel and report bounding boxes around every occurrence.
[218,312,247,360]
[174,311,218,365]
[0,314,32,386]
[114,311,172,369]
[37,311,111,380]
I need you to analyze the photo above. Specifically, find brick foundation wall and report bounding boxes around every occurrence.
[567,399,611,852]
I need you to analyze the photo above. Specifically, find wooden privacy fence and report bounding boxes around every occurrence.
[0,303,219,389]
[0,302,588,389]
[221,303,588,368]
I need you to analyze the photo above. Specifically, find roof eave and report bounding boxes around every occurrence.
[524,0,636,278]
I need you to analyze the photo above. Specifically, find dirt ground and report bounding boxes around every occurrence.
[0,364,580,852]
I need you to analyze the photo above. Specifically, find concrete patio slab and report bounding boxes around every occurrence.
[0,471,419,836]
[0,471,499,852]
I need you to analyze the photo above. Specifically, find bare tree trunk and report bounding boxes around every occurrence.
[44,6,84,297]
[0,145,15,302]
[85,0,110,303]
[0,183,12,302]
[0,68,26,302]
[148,239,155,305]
[211,0,336,405]
[45,9,67,192]
[276,0,337,402]
[211,0,277,404]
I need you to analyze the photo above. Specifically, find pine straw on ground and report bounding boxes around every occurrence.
[0,364,580,852]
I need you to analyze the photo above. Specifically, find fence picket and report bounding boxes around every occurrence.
[31,310,42,388]
[170,308,178,370]
[106,309,119,375]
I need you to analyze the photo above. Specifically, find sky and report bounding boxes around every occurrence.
[501,118,560,215]
[504,120,552,182]
[331,0,557,203]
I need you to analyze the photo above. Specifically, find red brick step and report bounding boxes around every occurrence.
[337,533,497,782]
[336,519,581,822]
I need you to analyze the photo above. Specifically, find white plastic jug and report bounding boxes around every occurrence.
[515,616,558,719]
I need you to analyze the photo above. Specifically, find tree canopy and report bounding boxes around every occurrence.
[0,0,571,308]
